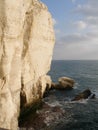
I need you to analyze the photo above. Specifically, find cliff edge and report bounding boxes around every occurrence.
[0,0,55,129]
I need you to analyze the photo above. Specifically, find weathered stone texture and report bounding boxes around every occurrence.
[0,0,55,129]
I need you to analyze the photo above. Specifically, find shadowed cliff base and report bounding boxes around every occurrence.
[19,89,98,130]
[19,82,96,130]
[19,101,66,130]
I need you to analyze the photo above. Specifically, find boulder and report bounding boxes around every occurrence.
[51,77,75,90]
[72,89,95,101]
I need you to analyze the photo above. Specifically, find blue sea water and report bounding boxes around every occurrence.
[49,60,98,96]
[19,60,98,130]
[44,60,98,130]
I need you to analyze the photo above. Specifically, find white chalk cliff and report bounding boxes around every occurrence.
[0,0,55,129]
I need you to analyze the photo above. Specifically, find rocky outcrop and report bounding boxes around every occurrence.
[51,77,75,90]
[0,0,55,129]
[72,89,95,101]
[19,102,65,130]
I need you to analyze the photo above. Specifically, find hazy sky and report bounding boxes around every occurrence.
[41,0,98,60]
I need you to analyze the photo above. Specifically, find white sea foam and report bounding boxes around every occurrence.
[73,86,78,89]
[45,101,62,107]
[73,82,80,89]
[64,99,88,104]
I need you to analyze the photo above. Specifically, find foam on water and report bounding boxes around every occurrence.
[44,100,62,107]
[46,60,98,130]
[70,99,88,104]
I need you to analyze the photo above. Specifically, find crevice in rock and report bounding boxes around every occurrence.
[20,83,27,109]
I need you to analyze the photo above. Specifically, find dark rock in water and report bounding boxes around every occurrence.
[51,82,56,89]
[44,77,75,97]
[72,89,95,101]
[88,93,96,99]
[51,77,75,90]
[43,89,50,98]
[19,102,65,130]
[91,94,96,99]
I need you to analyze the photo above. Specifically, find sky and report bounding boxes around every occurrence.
[41,0,98,60]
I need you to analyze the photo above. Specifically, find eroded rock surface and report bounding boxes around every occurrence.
[19,102,65,130]
[51,77,75,90]
[0,0,55,129]
[72,89,95,101]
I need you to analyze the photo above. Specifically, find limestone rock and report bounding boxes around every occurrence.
[58,77,75,89]
[0,0,55,129]
[51,77,75,90]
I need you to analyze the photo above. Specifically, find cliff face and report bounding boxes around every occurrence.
[0,0,55,129]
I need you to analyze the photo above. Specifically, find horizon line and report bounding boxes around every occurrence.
[52,59,98,61]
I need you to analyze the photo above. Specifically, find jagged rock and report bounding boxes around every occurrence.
[0,0,55,129]
[19,102,65,130]
[51,82,56,89]
[51,77,75,90]
[72,89,95,101]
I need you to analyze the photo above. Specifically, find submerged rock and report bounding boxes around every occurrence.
[72,89,95,101]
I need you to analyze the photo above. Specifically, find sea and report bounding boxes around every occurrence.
[44,60,98,130]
